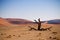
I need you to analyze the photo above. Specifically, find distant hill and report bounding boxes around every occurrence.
[47,19,60,24]
[5,18,46,24]
[0,17,36,26]
[0,17,60,25]
[5,18,35,24]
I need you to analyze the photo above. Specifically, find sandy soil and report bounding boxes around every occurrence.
[0,24,60,40]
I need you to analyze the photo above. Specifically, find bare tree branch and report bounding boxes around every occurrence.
[34,20,38,23]
[38,18,40,22]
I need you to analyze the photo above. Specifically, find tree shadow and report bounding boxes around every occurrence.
[28,26,52,31]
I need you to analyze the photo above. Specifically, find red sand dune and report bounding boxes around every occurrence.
[0,17,34,26]
[5,18,34,24]
[0,18,13,26]
[0,17,59,27]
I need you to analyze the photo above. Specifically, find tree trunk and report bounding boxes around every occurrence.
[38,18,41,30]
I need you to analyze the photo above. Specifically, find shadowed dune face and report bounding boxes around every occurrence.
[9,21,23,24]
[8,21,35,24]
[5,18,33,22]
[47,19,60,24]
[0,18,36,26]
[5,18,34,24]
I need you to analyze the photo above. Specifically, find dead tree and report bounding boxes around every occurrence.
[28,18,52,31]
[34,18,41,30]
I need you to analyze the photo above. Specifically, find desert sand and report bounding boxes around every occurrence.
[0,23,60,40]
[0,18,60,40]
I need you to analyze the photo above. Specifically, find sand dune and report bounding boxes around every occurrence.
[0,18,13,27]
[0,23,60,40]
[0,17,35,26]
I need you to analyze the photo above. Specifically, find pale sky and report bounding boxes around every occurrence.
[0,0,60,21]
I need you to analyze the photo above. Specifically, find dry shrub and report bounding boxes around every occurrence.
[6,35,12,38]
